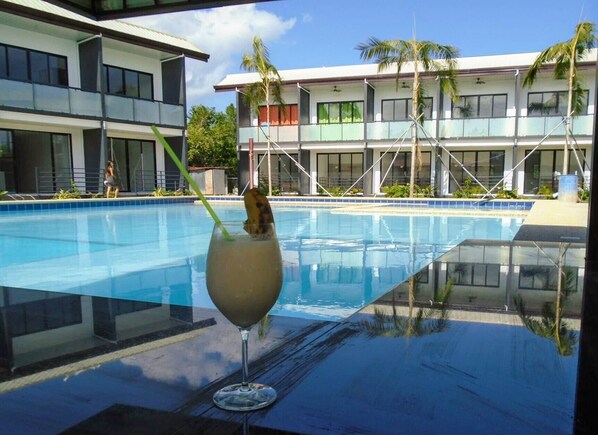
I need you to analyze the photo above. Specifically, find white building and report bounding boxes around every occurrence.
[215,50,597,197]
[0,0,207,195]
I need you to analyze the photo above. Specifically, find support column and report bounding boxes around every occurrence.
[92,297,117,342]
[0,288,14,371]
[363,148,374,195]
[298,149,311,195]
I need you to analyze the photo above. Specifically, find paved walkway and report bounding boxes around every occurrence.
[514,200,588,242]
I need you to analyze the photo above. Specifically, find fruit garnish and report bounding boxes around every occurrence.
[243,188,274,236]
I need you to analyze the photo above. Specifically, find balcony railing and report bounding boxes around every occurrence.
[0,79,184,127]
[301,123,364,142]
[439,117,516,139]
[0,79,102,117]
[367,120,436,141]
[105,95,185,127]
[238,125,299,144]
[518,114,594,137]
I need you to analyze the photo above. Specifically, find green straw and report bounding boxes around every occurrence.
[151,125,233,241]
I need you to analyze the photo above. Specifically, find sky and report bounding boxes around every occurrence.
[125,0,598,112]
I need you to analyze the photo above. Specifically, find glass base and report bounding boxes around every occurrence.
[213,382,277,411]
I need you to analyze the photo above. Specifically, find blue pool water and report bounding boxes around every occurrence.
[0,203,524,321]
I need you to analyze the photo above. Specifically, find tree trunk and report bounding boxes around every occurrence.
[409,57,420,198]
[266,89,272,196]
[563,45,576,175]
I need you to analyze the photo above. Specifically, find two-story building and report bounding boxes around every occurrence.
[0,0,207,195]
[215,50,597,197]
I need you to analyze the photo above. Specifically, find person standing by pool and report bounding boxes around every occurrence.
[104,160,120,198]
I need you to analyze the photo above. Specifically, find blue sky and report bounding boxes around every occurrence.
[127,0,598,111]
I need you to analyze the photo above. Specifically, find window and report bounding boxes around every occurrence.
[317,153,363,189]
[519,265,579,291]
[258,104,298,125]
[382,97,433,121]
[448,150,505,192]
[7,294,82,337]
[104,65,153,99]
[447,262,500,287]
[452,94,507,118]
[318,101,363,124]
[380,151,431,187]
[257,153,299,192]
[0,43,68,85]
[527,90,589,116]
[109,138,156,192]
[523,149,586,194]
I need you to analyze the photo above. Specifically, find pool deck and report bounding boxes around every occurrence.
[0,199,588,434]
[514,199,588,243]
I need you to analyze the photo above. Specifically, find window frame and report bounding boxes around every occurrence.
[381,97,433,121]
[257,104,299,125]
[451,93,508,119]
[103,64,154,100]
[527,90,589,117]
[447,262,501,288]
[317,101,364,124]
[0,42,68,86]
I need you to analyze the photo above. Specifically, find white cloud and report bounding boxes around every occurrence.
[125,5,295,110]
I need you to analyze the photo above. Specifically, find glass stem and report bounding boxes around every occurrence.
[240,328,250,389]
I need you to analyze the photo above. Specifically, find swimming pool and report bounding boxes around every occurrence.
[0,202,524,321]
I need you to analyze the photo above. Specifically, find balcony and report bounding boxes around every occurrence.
[0,79,185,127]
[518,114,594,137]
[238,125,299,144]
[439,117,516,139]
[0,79,102,117]
[367,120,437,141]
[105,95,184,127]
[301,123,364,142]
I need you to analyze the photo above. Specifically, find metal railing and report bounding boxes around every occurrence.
[317,176,363,191]
[36,167,104,195]
[35,167,185,195]
[257,174,300,193]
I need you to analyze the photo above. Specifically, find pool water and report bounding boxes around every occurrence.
[0,203,524,321]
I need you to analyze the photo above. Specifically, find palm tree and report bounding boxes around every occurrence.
[523,21,596,176]
[357,36,459,197]
[240,36,285,196]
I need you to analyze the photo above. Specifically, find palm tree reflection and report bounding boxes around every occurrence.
[361,275,453,337]
[514,263,578,356]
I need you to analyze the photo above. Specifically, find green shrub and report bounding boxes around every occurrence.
[382,183,435,198]
[382,183,410,198]
[496,186,520,199]
[258,182,280,196]
[152,187,192,197]
[452,179,486,198]
[578,186,590,202]
[53,180,81,199]
[537,184,554,199]
[0,190,7,201]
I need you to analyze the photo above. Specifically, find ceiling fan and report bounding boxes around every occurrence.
[332,85,342,93]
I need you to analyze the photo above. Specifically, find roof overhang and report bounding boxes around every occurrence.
[1,0,210,61]
[42,0,277,20]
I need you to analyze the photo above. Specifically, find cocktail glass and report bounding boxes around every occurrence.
[206,221,283,411]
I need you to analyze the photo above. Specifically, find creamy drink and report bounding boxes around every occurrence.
[206,228,283,329]
[205,197,282,412]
